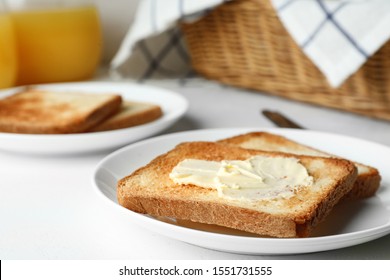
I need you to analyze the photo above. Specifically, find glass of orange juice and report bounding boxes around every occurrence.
[6,0,102,85]
[0,0,17,89]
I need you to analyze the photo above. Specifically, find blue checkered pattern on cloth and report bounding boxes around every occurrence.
[110,0,390,87]
[110,0,229,81]
[272,0,390,87]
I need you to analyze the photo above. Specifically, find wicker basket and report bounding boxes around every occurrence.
[181,0,390,121]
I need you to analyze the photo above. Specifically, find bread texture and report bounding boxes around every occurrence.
[0,89,122,134]
[117,141,357,238]
[88,101,162,132]
[218,132,381,200]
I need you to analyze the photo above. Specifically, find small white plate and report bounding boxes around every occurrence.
[93,128,390,255]
[0,81,188,155]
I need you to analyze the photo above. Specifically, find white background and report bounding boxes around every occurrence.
[93,0,139,64]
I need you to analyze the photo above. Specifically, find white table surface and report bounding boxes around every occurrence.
[1,76,390,260]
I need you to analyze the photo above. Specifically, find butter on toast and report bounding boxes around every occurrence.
[88,101,162,132]
[0,89,122,134]
[117,142,357,238]
[218,132,381,200]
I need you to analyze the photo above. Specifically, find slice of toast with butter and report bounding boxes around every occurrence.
[88,101,162,132]
[0,89,122,134]
[117,141,357,238]
[218,132,381,200]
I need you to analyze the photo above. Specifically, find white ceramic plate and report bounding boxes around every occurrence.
[0,82,188,155]
[93,128,390,255]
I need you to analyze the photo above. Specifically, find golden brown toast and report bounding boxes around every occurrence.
[218,132,381,200]
[117,142,357,238]
[0,89,122,134]
[88,101,162,132]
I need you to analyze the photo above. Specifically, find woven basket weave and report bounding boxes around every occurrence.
[181,0,390,121]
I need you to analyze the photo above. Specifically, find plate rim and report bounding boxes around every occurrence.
[92,127,390,254]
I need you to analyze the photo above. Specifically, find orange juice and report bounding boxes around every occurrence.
[11,5,102,85]
[0,13,17,89]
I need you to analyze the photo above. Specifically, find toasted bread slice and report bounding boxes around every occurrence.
[218,132,381,200]
[117,142,357,238]
[88,101,162,132]
[0,89,122,134]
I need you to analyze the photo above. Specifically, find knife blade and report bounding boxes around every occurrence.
[262,110,304,129]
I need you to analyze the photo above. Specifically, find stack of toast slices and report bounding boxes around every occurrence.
[0,89,163,134]
[117,132,381,238]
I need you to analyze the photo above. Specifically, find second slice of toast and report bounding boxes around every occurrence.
[118,142,357,238]
[218,132,381,200]
[88,101,162,132]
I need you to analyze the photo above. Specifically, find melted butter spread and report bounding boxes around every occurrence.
[169,156,313,200]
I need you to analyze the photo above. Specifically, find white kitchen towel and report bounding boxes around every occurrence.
[110,0,229,81]
[272,0,390,87]
[111,0,390,87]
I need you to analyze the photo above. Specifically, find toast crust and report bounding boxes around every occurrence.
[218,132,381,200]
[118,141,357,238]
[0,90,122,134]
